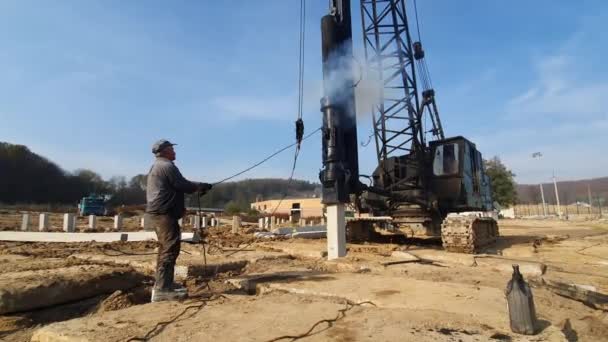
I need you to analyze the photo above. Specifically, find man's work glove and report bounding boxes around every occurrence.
[197,183,213,194]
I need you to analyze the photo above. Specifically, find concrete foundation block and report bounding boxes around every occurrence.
[63,213,75,232]
[114,215,123,230]
[258,218,264,229]
[194,216,202,229]
[232,216,241,234]
[408,250,476,267]
[202,216,207,228]
[270,216,276,230]
[38,213,49,231]
[292,231,326,239]
[273,227,296,235]
[390,251,420,262]
[294,225,326,233]
[142,213,153,231]
[326,204,346,260]
[21,214,31,231]
[88,215,97,229]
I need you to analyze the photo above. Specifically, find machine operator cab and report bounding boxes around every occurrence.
[429,136,494,212]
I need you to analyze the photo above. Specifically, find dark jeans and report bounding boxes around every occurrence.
[151,214,181,290]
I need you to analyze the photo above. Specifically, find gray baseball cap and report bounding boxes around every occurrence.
[152,139,177,154]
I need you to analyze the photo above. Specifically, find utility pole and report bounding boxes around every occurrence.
[532,152,547,216]
[539,184,547,216]
[553,173,562,218]
[587,184,593,215]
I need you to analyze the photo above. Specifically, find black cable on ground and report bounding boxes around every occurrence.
[125,294,226,342]
[265,300,376,342]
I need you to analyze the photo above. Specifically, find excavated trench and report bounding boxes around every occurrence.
[0,240,257,342]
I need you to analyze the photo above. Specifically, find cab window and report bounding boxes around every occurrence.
[433,143,459,176]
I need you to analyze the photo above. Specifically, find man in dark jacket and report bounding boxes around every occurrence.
[146,139,212,302]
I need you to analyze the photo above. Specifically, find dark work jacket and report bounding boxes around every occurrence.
[146,157,198,219]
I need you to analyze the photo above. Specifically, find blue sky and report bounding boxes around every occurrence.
[1,0,606,185]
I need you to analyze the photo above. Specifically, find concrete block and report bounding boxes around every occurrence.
[21,214,31,231]
[113,215,123,230]
[194,216,202,229]
[294,225,326,233]
[38,213,49,231]
[288,215,292,223]
[232,216,241,234]
[142,213,153,231]
[264,217,270,229]
[270,216,276,230]
[178,218,183,227]
[326,204,346,260]
[258,218,264,229]
[273,227,295,235]
[390,251,420,262]
[254,232,276,239]
[292,231,326,239]
[0,231,194,242]
[202,216,207,228]
[88,215,96,229]
[408,250,476,267]
[63,213,75,232]
[189,216,194,226]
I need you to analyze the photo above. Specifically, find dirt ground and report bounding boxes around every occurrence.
[0,218,606,341]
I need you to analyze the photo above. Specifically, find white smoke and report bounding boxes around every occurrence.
[314,40,384,120]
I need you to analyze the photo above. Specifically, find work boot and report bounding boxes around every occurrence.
[151,283,188,301]
[151,288,188,302]
[169,283,188,292]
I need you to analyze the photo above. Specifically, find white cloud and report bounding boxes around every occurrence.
[506,53,608,119]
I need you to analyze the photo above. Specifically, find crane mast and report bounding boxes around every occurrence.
[360,0,443,194]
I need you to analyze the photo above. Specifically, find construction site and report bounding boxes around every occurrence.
[2,0,608,341]
[0,212,607,341]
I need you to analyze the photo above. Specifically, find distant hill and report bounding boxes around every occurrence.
[517,177,608,205]
[191,178,320,210]
[0,142,91,204]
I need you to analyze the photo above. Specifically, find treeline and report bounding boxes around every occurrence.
[517,177,608,206]
[0,142,319,209]
[0,142,147,205]
[190,178,320,210]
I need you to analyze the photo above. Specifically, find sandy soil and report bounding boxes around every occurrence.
[0,218,606,341]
